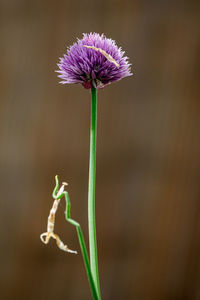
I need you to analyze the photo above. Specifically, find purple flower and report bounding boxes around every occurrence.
[57,33,132,89]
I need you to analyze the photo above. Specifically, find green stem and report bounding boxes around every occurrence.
[88,87,101,299]
[66,203,98,300]
[76,226,98,300]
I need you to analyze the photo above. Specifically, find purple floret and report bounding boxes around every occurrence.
[56,33,132,89]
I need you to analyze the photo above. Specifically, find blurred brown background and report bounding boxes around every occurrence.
[0,0,200,299]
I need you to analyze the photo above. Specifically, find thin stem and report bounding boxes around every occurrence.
[53,176,99,300]
[88,87,101,299]
[76,226,98,300]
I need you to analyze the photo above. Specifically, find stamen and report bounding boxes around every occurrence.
[83,45,120,68]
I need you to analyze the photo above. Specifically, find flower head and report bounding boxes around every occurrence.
[57,33,132,89]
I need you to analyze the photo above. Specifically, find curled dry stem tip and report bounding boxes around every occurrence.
[40,178,77,254]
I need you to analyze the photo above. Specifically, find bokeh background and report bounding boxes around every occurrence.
[0,0,200,299]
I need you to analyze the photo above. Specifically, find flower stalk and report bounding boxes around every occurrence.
[88,86,101,299]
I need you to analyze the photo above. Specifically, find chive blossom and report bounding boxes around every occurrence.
[56,32,132,89]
